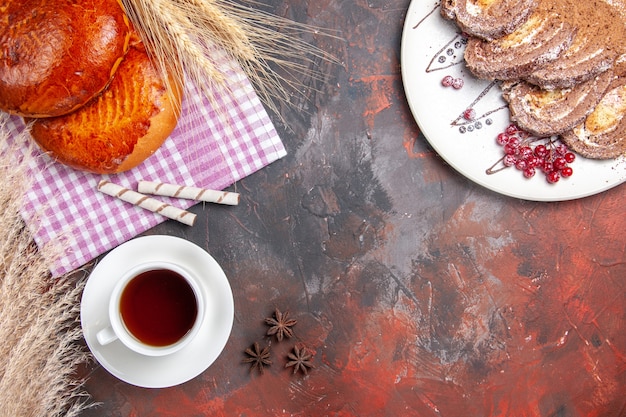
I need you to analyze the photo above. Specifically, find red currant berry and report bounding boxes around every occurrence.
[542,161,554,173]
[507,136,520,148]
[526,155,541,168]
[496,133,510,146]
[520,146,533,159]
[553,156,567,170]
[505,124,518,136]
[564,152,576,163]
[556,143,568,156]
[561,166,573,178]
[452,78,464,89]
[515,159,528,171]
[523,167,536,178]
[442,75,454,87]
[534,144,547,158]
[503,154,517,167]
[547,171,560,183]
[463,108,476,121]
[504,143,519,155]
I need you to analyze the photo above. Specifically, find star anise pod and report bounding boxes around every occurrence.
[265,308,297,342]
[285,344,315,375]
[243,342,272,374]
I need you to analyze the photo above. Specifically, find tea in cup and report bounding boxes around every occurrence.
[96,261,205,356]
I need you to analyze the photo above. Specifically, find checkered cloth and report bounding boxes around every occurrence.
[5,64,286,277]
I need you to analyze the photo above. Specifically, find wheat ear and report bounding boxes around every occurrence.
[122,0,341,124]
[179,0,257,62]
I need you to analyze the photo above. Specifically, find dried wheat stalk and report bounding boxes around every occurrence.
[122,0,337,119]
[0,115,92,417]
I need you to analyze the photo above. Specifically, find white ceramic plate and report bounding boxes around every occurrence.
[400,0,626,201]
[81,235,234,388]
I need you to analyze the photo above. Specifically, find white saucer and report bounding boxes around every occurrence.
[81,235,234,388]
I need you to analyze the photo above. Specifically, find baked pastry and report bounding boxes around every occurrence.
[464,9,577,81]
[28,41,183,174]
[524,1,622,89]
[502,69,613,136]
[454,0,626,152]
[0,0,131,117]
[561,66,626,159]
[441,0,538,41]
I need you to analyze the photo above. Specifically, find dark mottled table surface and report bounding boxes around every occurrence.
[80,0,626,415]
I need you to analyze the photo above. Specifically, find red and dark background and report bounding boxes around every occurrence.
[80,0,626,415]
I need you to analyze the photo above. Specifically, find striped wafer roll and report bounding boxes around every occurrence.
[97,180,196,226]
[138,180,240,205]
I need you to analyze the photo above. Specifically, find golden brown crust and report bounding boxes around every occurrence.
[0,0,131,117]
[28,42,183,174]
[524,1,624,89]
[441,0,538,41]
[560,70,626,159]
[503,70,613,137]
[464,11,577,81]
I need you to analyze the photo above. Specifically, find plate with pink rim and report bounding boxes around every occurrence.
[400,0,626,201]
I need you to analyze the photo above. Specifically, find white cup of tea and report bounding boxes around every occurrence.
[96,261,205,356]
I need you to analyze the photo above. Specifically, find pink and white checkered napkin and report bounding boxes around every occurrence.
[7,65,286,277]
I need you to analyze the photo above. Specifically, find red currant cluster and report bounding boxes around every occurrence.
[496,124,576,183]
[441,75,464,90]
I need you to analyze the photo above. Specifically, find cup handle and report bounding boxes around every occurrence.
[96,326,118,345]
